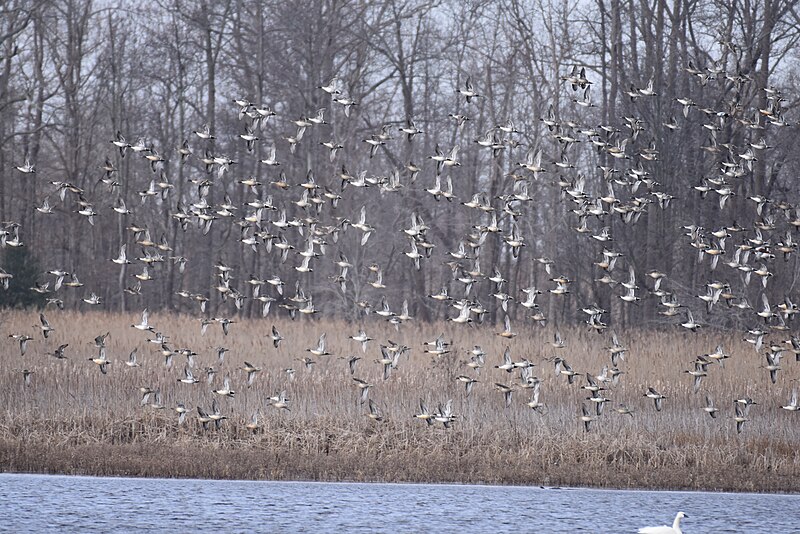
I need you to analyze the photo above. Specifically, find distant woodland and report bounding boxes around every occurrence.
[1,0,800,331]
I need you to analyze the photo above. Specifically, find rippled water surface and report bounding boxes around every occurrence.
[0,473,797,533]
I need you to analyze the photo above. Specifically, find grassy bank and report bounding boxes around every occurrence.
[0,310,798,492]
[1,423,797,492]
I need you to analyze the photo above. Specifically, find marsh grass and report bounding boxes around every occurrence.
[0,309,798,491]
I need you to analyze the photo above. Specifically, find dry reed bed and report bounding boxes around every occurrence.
[0,309,798,492]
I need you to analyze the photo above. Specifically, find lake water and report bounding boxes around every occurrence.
[0,473,797,533]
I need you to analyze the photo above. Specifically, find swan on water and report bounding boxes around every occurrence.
[638,511,687,534]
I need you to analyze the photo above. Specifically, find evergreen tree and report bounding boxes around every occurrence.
[0,248,46,309]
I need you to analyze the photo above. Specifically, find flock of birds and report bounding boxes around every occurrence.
[4,37,800,445]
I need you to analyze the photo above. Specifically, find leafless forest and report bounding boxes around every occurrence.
[0,0,798,325]
[1,0,800,487]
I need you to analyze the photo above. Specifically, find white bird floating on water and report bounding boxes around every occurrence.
[638,511,688,534]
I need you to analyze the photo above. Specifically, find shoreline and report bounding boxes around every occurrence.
[2,437,796,494]
[4,471,797,498]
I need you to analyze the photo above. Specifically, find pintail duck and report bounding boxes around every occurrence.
[242,362,262,387]
[242,412,259,433]
[561,65,592,90]
[734,402,751,433]
[318,77,341,95]
[268,325,283,349]
[110,131,130,156]
[423,334,450,356]
[178,366,200,385]
[495,347,515,373]
[35,197,53,214]
[703,394,718,418]
[399,120,423,141]
[496,314,517,338]
[414,399,435,425]
[21,369,34,386]
[239,126,259,152]
[173,402,188,425]
[193,124,214,140]
[132,308,154,332]
[212,375,235,398]
[680,309,702,332]
[455,375,478,397]
[554,357,578,384]
[89,349,111,375]
[208,398,227,429]
[763,350,782,384]
[11,334,30,357]
[526,380,545,412]
[349,375,373,402]
[49,343,68,360]
[366,399,384,422]
[614,404,634,417]
[644,387,666,411]
[148,390,165,410]
[579,403,595,431]
[332,95,357,116]
[39,313,54,339]
[433,400,456,428]
[269,391,290,411]
[349,329,372,353]
[781,389,799,411]
[307,333,331,357]
[196,406,212,430]
[125,349,140,368]
[685,361,708,392]
[456,75,481,103]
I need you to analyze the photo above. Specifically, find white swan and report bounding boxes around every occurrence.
[638,511,687,534]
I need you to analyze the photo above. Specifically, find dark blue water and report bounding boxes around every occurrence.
[0,473,796,533]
